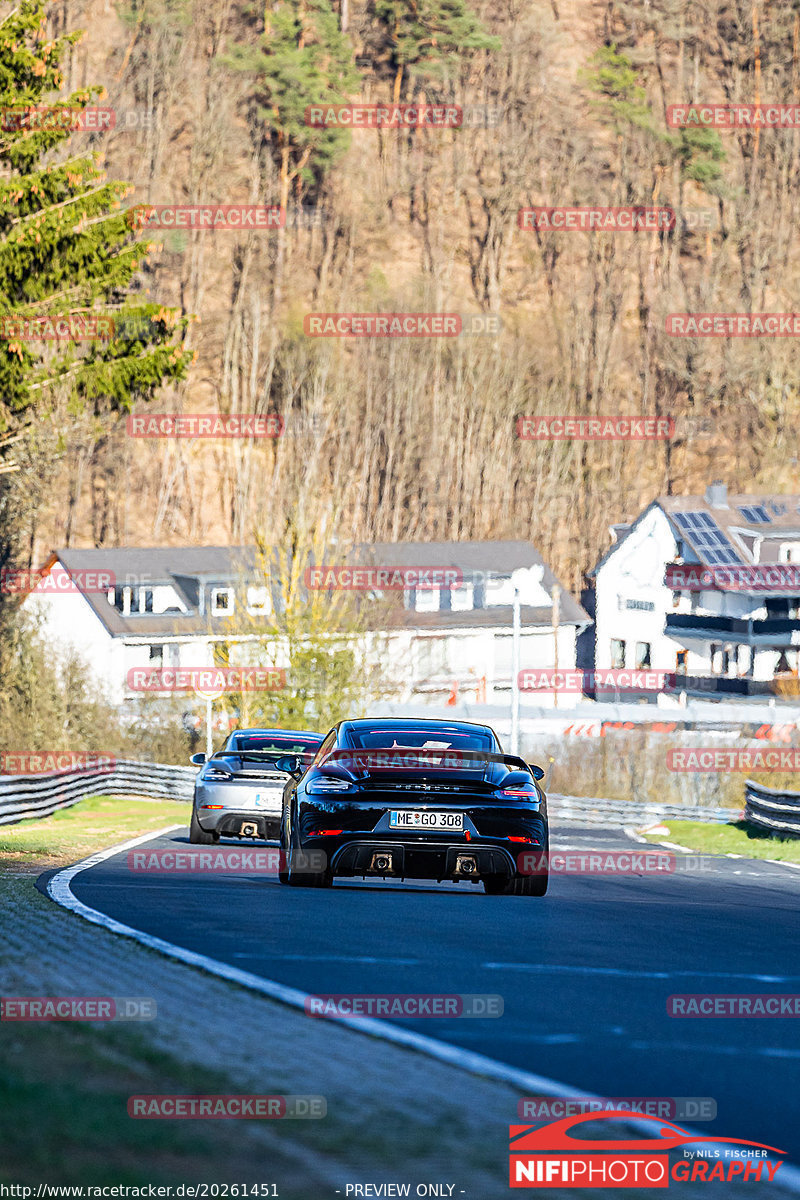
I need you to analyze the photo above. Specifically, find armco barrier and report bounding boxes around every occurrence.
[549,794,736,827]
[744,779,800,837]
[0,760,738,830]
[0,759,195,826]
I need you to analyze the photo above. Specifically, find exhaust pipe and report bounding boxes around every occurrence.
[240,822,258,838]
[370,852,394,873]
[455,854,478,876]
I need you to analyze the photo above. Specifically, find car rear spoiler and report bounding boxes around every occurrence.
[317,747,539,774]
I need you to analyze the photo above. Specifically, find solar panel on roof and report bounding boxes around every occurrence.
[738,504,771,523]
[673,511,743,565]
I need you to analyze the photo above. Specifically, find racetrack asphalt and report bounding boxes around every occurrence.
[62,823,800,1164]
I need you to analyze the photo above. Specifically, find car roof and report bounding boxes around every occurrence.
[343,717,496,737]
[227,728,323,740]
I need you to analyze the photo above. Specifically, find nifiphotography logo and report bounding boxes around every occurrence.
[508,1112,785,1187]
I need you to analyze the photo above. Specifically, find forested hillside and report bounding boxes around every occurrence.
[4,0,800,589]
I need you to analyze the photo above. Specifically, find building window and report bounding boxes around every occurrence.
[211,587,234,614]
[625,599,656,613]
[610,639,626,668]
[414,588,440,613]
[676,650,688,673]
[246,585,271,614]
[149,645,163,666]
[141,588,154,613]
[450,582,474,611]
[635,641,651,668]
[780,543,800,563]
[672,590,681,609]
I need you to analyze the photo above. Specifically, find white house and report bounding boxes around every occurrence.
[589,482,800,703]
[19,540,590,709]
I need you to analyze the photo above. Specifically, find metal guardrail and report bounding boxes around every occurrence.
[550,794,738,827]
[744,779,800,837]
[0,759,195,826]
[0,759,739,830]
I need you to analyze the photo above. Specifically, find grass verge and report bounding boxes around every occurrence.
[0,795,190,870]
[642,819,800,863]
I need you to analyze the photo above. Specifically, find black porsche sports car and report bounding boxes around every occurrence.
[276,717,548,895]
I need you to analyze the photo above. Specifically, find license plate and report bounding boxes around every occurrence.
[389,810,464,831]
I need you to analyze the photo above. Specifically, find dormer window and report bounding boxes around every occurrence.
[450,582,474,611]
[415,588,439,613]
[211,587,234,614]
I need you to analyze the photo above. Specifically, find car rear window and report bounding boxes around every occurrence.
[228,734,321,754]
[347,728,494,751]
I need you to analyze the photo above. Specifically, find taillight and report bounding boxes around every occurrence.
[498,789,537,797]
[313,828,343,836]
[508,835,535,843]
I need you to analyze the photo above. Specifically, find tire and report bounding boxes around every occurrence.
[278,806,290,884]
[287,829,332,888]
[485,839,549,896]
[504,871,548,896]
[189,807,215,845]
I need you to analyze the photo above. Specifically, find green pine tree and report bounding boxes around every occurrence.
[0,0,193,469]
[366,0,500,103]
[228,0,359,213]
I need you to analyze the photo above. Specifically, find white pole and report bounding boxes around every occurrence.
[511,584,521,754]
[206,696,213,760]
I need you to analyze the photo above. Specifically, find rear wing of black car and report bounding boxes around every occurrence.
[317,747,539,775]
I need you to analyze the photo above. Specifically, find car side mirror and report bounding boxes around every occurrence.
[190,753,206,766]
[530,763,545,781]
[275,754,302,778]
